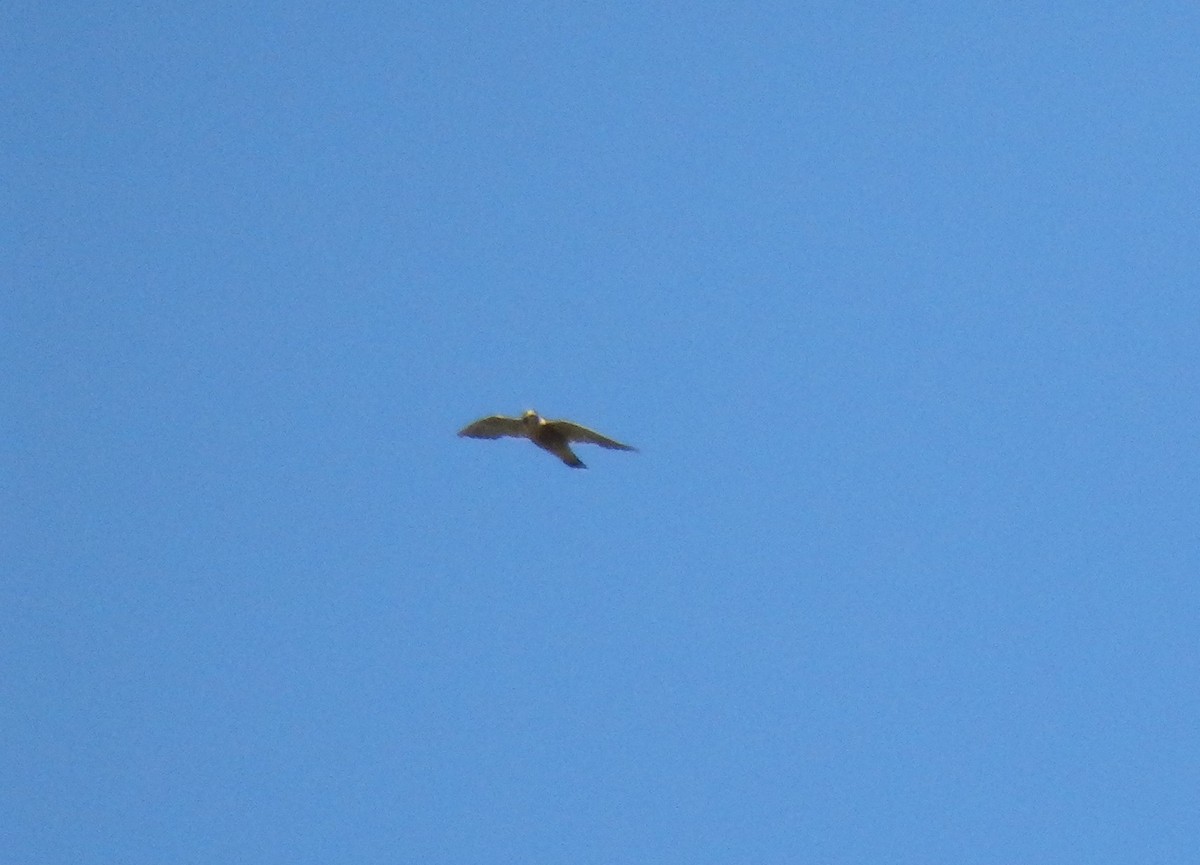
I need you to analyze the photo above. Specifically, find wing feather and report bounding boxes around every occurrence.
[548,420,636,451]
[458,415,526,439]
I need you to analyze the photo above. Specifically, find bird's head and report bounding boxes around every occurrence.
[521,410,541,428]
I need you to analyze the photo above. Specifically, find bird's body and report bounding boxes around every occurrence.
[458,410,636,468]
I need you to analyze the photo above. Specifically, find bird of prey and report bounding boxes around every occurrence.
[458,410,637,469]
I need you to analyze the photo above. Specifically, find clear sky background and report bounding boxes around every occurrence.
[5,3,1199,863]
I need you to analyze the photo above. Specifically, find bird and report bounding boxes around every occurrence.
[458,410,637,468]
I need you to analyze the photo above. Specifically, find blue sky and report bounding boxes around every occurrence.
[5,3,1199,863]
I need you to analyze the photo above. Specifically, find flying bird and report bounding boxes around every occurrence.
[458,410,637,469]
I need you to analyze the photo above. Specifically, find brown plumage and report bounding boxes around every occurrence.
[458,410,637,469]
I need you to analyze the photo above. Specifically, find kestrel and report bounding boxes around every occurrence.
[458,410,637,469]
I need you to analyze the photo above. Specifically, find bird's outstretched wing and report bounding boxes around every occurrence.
[548,420,637,451]
[458,415,526,439]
